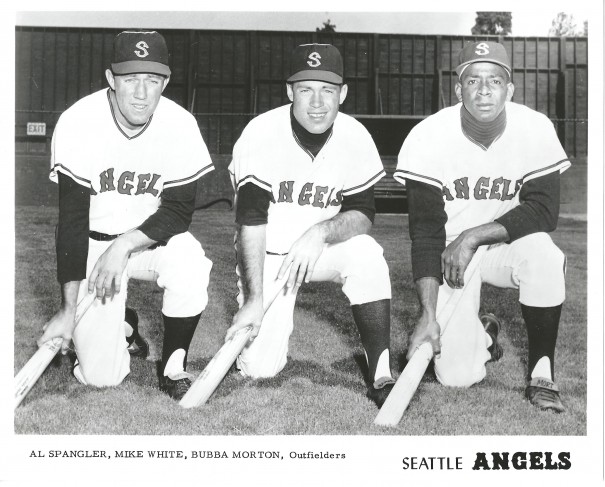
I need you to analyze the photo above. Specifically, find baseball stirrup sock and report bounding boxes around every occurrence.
[161,313,201,376]
[124,323,134,338]
[164,350,187,378]
[485,333,493,349]
[521,304,562,381]
[531,356,552,380]
[124,308,138,343]
[351,299,392,382]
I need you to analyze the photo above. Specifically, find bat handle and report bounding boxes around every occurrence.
[231,324,253,339]
[37,292,95,351]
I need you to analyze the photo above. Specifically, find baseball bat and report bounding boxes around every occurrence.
[178,325,254,408]
[14,292,96,409]
[374,247,487,427]
[373,343,433,426]
[180,278,288,408]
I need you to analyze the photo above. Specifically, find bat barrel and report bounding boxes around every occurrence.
[14,338,62,409]
[373,247,488,426]
[179,326,253,409]
[373,342,433,427]
[14,291,96,409]
[179,280,287,409]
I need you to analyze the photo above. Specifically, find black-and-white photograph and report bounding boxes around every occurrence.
[4,2,603,485]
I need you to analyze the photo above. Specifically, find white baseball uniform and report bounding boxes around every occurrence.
[50,88,214,386]
[229,104,391,378]
[395,101,570,387]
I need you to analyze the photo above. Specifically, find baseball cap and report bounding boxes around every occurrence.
[287,43,343,84]
[111,31,171,77]
[455,41,511,78]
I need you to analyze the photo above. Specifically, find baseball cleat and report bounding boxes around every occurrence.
[480,312,503,362]
[525,377,566,413]
[125,308,150,359]
[160,373,193,401]
[367,376,396,408]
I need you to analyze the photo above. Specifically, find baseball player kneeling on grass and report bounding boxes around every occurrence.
[226,43,395,407]
[38,31,214,401]
[395,41,570,413]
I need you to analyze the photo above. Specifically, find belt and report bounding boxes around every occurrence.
[89,231,167,249]
[89,230,120,241]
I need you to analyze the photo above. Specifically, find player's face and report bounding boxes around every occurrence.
[455,62,514,123]
[287,80,348,134]
[105,70,169,129]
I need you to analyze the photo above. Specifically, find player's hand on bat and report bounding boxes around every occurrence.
[441,231,478,289]
[226,299,265,342]
[278,226,326,292]
[37,308,77,354]
[88,240,130,299]
[407,312,442,361]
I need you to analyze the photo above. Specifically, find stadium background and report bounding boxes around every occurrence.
[15,27,588,214]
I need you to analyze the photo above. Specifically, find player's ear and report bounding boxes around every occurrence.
[286,83,294,102]
[506,82,514,102]
[105,69,116,90]
[161,76,170,93]
[454,82,463,102]
[338,84,348,104]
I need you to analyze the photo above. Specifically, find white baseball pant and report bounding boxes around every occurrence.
[434,232,566,387]
[72,232,212,387]
[236,234,391,379]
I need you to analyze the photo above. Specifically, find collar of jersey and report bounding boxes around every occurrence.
[106,89,154,140]
[290,105,334,161]
[459,104,507,151]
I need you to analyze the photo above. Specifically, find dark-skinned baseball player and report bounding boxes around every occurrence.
[394,41,569,413]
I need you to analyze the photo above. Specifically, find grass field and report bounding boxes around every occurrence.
[14,205,587,435]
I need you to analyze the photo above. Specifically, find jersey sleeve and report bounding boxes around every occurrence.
[394,121,444,191]
[520,110,571,182]
[342,123,385,197]
[49,113,93,188]
[163,112,215,190]
[228,124,273,194]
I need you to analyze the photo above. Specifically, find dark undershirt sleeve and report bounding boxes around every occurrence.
[138,179,198,242]
[495,171,560,242]
[56,172,90,284]
[340,186,376,223]
[235,183,272,226]
[406,179,447,283]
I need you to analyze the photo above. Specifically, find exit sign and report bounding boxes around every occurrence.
[27,122,46,136]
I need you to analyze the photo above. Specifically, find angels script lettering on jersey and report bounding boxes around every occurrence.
[442,176,523,202]
[93,168,161,196]
[277,180,343,208]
